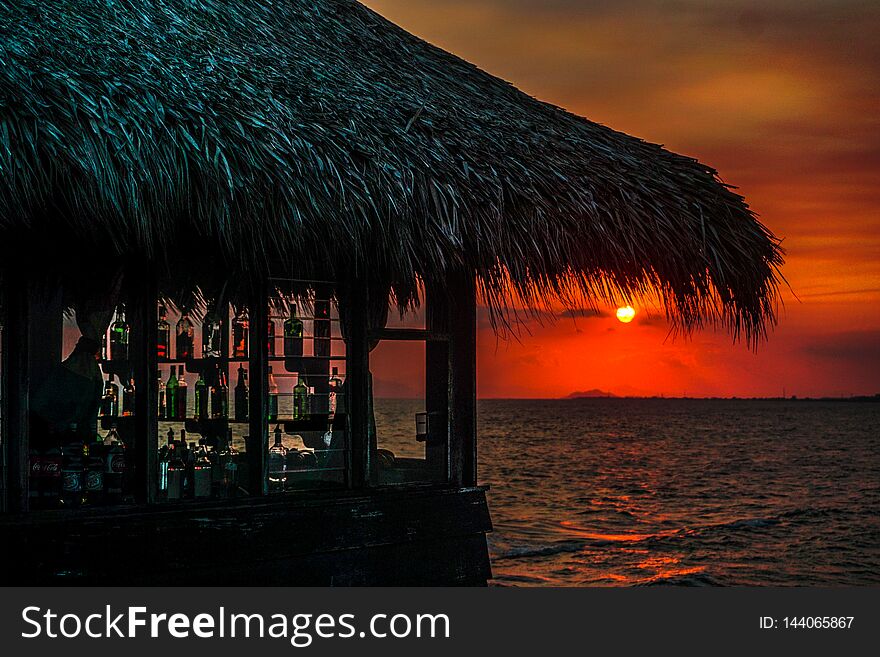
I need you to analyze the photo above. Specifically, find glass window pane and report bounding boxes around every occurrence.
[156,300,249,502]
[28,289,137,510]
[267,282,348,492]
[372,340,447,484]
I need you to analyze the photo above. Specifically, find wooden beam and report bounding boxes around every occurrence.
[448,271,477,487]
[127,263,158,504]
[425,280,450,481]
[3,274,29,513]
[346,279,372,488]
[247,283,269,496]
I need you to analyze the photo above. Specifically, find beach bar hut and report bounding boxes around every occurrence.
[0,0,781,585]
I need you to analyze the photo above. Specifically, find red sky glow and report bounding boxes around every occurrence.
[364,0,880,398]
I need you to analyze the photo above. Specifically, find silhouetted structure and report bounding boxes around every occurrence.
[0,0,781,585]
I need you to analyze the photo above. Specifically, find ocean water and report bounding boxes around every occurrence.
[375,398,880,586]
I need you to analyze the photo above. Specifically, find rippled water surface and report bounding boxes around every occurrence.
[376,398,880,586]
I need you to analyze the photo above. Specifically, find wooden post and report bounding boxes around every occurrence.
[346,278,372,488]
[3,274,30,513]
[248,283,269,496]
[448,271,477,487]
[128,263,158,504]
[425,280,450,481]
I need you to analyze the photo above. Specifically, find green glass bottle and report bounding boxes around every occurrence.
[292,375,308,421]
[165,366,179,421]
[109,305,130,361]
[283,304,304,357]
[194,371,208,420]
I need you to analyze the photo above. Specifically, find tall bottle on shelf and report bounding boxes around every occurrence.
[202,305,224,359]
[293,375,309,421]
[100,374,120,418]
[177,368,188,420]
[158,429,175,497]
[268,425,287,493]
[103,427,127,505]
[59,424,83,508]
[122,376,135,417]
[109,305,130,361]
[267,366,279,422]
[212,367,229,419]
[195,371,208,420]
[193,440,213,498]
[157,304,171,360]
[217,428,239,497]
[157,369,166,419]
[234,365,249,422]
[165,366,179,420]
[283,303,304,357]
[176,313,195,360]
[328,367,343,415]
[232,308,249,358]
[166,429,184,501]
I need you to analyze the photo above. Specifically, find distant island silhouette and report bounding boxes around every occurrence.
[564,389,618,399]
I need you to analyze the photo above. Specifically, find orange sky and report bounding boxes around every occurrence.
[364,0,880,398]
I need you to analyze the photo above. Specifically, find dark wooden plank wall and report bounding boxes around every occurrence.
[0,486,492,586]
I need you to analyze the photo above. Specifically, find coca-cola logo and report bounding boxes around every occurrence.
[30,460,42,474]
[110,455,126,473]
[43,461,61,476]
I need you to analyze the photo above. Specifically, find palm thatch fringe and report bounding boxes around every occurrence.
[0,0,782,344]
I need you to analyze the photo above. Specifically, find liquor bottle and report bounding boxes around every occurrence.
[166,433,185,501]
[234,365,249,422]
[216,428,239,498]
[157,304,171,360]
[60,425,83,508]
[109,305,130,361]
[283,304,304,357]
[177,368,188,420]
[232,308,249,358]
[176,313,195,360]
[84,442,104,505]
[100,374,120,417]
[268,426,287,493]
[42,442,62,509]
[313,299,331,358]
[267,317,276,357]
[159,428,175,497]
[103,424,121,447]
[328,367,343,415]
[185,440,196,499]
[212,368,229,419]
[292,375,308,421]
[104,435,126,505]
[165,366,179,420]
[157,369,166,419]
[122,377,136,417]
[268,366,279,421]
[193,439,213,498]
[195,371,208,420]
[202,306,223,358]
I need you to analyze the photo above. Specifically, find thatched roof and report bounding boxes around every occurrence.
[0,0,782,341]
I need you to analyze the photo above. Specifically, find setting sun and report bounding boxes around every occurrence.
[616,306,636,324]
